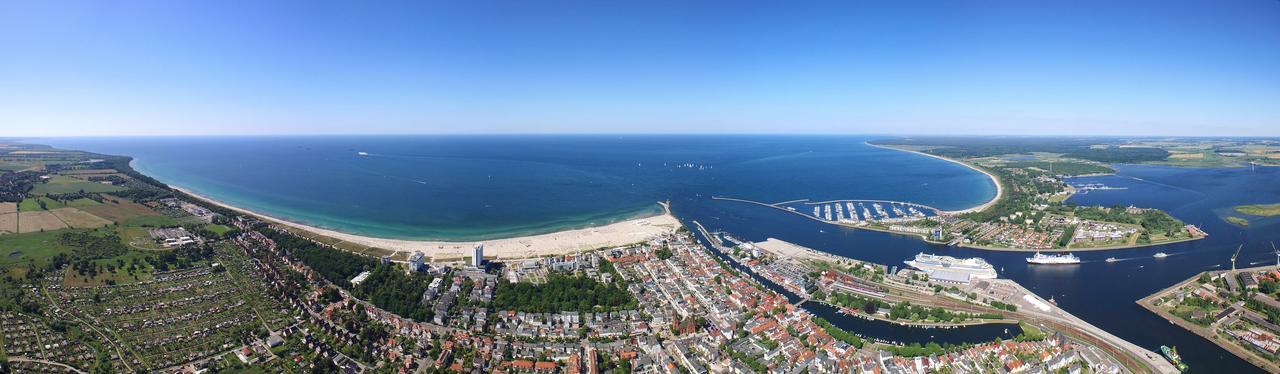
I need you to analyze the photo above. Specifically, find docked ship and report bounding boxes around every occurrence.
[904,253,998,279]
[1026,252,1081,265]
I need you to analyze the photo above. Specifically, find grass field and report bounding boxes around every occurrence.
[1018,321,1046,340]
[1235,203,1280,217]
[30,175,125,195]
[0,230,78,266]
[62,250,156,287]
[65,197,102,207]
[19,197,61,211]
[205,224,234,236]
[49,207,113,229]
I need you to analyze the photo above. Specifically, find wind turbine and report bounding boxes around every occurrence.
[1231,244,1244,272]
[1272,242,1278,268]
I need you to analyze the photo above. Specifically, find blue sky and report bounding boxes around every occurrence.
[2,1,1278,136]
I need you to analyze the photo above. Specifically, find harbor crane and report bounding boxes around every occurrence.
[1231,244,1244,272]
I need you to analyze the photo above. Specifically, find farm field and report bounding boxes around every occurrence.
[49,207,113,229]
[0,202,15,214]
[0,213,15,234]
[17,210,69,233]
[79,196,164,222]
[30,175,125,195]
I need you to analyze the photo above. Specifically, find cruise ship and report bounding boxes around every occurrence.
[904,253,999,279]
[1026,252,1081,265]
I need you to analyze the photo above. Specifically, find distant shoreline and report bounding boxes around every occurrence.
[864,142,1004,214]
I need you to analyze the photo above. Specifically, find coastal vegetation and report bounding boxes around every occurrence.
[811,316,864,348]
[260,227,377,288]
[870,137,1170,163]
[1226,216,1251,227]
[354,264,438,321]
[1236,203,1280,217]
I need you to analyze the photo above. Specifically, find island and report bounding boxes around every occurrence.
[1236,203,1280,217]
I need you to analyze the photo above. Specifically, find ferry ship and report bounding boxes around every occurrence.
[904,253,998,279]
[1026,252,1081,265]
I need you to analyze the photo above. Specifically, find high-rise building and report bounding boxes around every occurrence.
[409,251,426,272]
[472,243,484,268]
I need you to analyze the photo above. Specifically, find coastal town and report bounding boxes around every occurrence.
[1140,258,1280,373]
[0,141,1183,373]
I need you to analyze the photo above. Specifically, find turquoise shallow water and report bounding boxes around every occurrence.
[38,135,996,241]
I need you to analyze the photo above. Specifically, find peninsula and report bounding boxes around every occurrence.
[836,138,1206,252]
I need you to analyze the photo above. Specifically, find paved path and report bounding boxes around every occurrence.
[6,356,87,374]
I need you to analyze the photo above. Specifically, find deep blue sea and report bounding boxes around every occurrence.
[38,135,994,241]
[39,135,1279,372]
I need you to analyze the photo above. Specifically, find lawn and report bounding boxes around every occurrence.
[1017,321,1046,340]
[205,224,234,236]
[1236,203,1280,217]
[30,175,125,195]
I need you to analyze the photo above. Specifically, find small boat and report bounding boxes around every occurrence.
[1105,257,1118,263]
[1154,252,1169,258]
[1161,345,1189,372]
[357,151,369,156]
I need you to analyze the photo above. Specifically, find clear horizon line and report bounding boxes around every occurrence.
[7,132,1280,139]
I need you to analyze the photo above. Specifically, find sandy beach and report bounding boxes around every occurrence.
[865,142,1004,214]
[172,186,680,261]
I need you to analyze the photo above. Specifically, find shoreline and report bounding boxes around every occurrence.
[171,185,680,261]
[864,142,1004,214]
